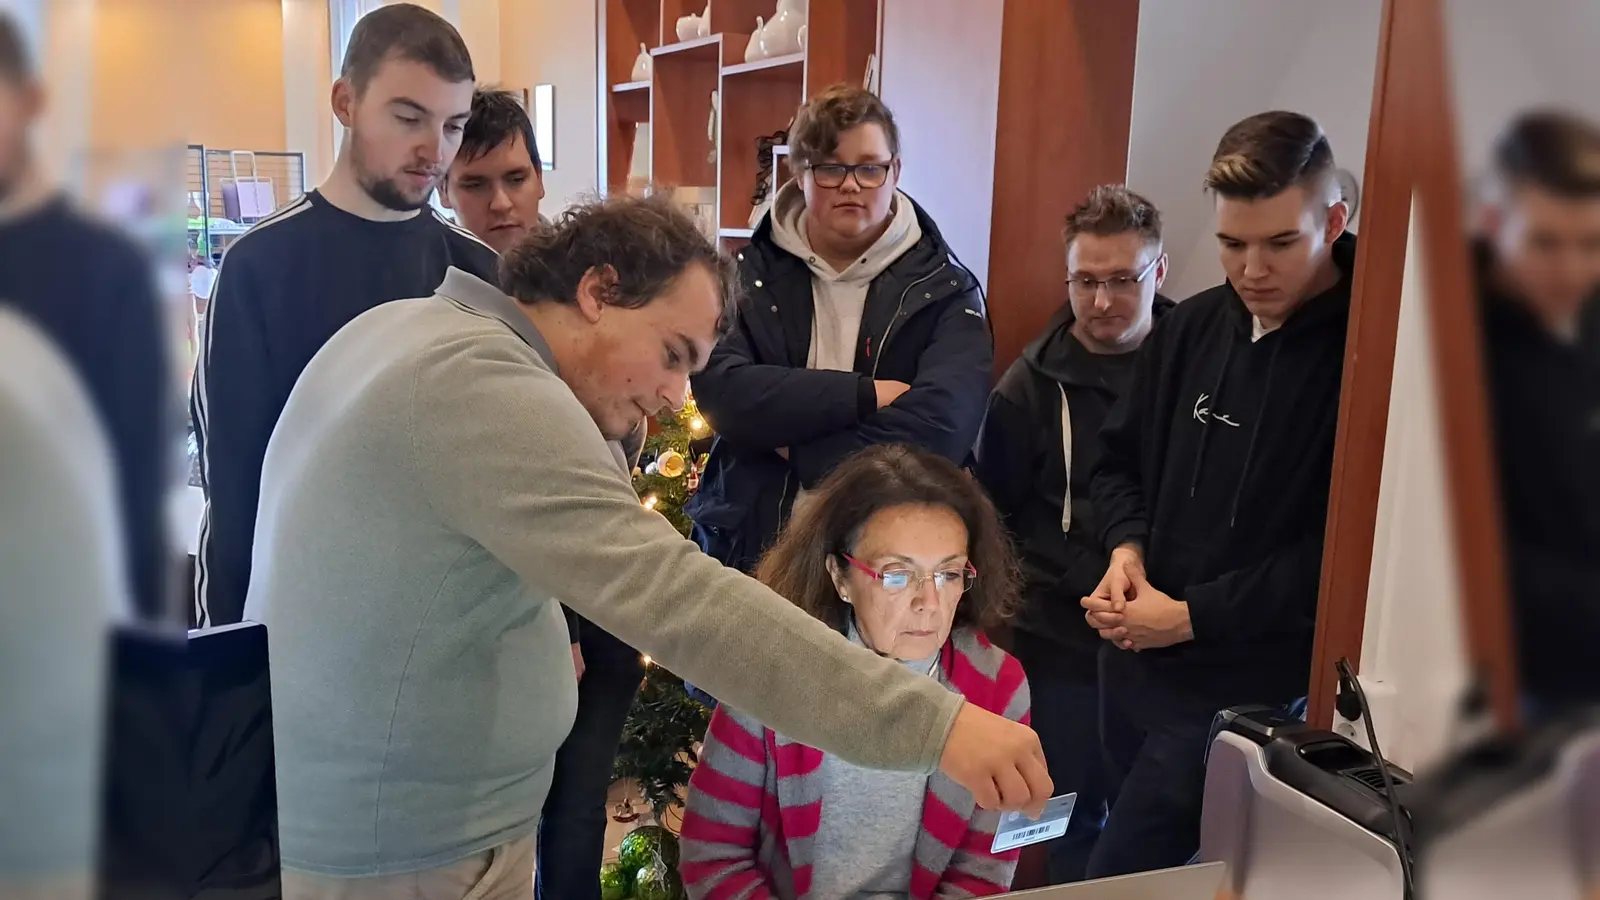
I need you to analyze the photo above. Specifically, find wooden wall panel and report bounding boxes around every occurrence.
[984,0,1141,376]
[1308,0,1410,730]
[1308,0,1519,732]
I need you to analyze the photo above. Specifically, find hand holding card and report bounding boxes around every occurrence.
[990,792,1078,853]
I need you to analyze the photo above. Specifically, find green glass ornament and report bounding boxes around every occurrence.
[598,861,632,900]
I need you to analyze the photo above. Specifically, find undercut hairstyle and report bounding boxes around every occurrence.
[460,88,541,168]
[1492,109,1600,198]
[499,192,739,338]
[1205,111,1339,206]
[754,444,1021,634]
[1063,185,1163,252]
[340,3,474,94]
[789,84,901,168]
[0,10,33,84]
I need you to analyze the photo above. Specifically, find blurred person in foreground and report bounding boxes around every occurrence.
[0,309,124,900]
[1083,111,1354,878]
[442,85,641,900]
[973,185,1172,884]
[191,3,497,628]
[0,10,172,622]
[438,87,546,255]
[1475,109,1600,716]
[681,444,1030,899]
[242,194,1051,900]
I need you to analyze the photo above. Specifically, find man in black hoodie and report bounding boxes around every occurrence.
[974,185,1172,884]
[1083,111,1355,878]
[1473,109,1600,716]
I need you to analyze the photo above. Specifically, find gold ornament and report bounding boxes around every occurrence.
[657,449,687,478]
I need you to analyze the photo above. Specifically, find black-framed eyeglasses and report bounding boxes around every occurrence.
[1066,254,1161,299]
[807,161,894,190]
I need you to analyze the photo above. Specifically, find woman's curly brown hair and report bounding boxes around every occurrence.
[754,444,1021,633]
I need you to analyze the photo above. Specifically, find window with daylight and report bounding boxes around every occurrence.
[327,0,386,159]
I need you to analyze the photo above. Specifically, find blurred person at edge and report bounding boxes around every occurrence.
[241,194,1052,900]
[973,185,1172,885]
[190,3,498,629]
[0,311,125,899]
[0,10,173,622]
[442,85,645,900]
[1083,111,1354,878]
[1475,109,1600,716]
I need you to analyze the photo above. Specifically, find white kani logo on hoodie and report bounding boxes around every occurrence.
[1193,393,1242,428]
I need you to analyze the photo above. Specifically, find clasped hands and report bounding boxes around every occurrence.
[1082,545,1194,652]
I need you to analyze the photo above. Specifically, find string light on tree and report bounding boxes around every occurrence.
[609,391,715,890]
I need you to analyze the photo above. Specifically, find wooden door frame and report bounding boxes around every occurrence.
[1308,0,1520,731]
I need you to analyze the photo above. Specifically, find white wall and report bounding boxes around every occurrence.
[501,0,599,213]
[1347,199,1472,774]
[1443,0,1600,182]
[878,0,1003,289]
[1125,0,1383,301]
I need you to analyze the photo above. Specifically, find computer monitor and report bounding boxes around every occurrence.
[98,622,279,900]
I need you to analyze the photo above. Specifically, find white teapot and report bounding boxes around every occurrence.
[744,16,767,63]
[629,42,651,81]
[762,0,807,56]
[675,3,708,41]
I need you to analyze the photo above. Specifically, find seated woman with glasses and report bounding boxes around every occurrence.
[680,444,1028,900]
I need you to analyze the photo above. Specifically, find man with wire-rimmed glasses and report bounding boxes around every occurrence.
[687,83,992,604]
[974,184,1171,885]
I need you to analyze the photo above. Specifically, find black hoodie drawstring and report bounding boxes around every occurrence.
[1228,338,1284,528]
[1187,339,1237,500]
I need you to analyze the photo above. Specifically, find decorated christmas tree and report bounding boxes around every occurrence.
[604,394,714,900]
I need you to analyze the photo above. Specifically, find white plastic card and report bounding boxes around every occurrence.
[990,792,1077,853]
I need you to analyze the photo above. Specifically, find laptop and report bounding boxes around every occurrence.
[997,862,1227,899]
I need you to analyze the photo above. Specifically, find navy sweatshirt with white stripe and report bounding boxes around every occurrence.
[191,190,498,627]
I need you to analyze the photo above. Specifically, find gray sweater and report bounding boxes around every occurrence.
[242,269,966,877]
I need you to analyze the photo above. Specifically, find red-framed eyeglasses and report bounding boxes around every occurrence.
[840,553,977,596]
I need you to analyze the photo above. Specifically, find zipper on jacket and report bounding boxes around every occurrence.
[870,263,948,378]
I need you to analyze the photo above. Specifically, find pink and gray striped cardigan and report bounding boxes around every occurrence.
[679,627,1031,899]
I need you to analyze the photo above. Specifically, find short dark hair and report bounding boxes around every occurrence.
[1205,111,1339,205]
[754,444,1021,634]
[459,88,540,168]
[0,10,33,84]
[499,193,738,338]
[1492,109,1600,198]
[1063,185,1163,252]
[340,3,473,94]
[789,84,900,168]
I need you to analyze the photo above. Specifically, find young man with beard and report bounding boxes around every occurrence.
[974,185,1171,885]
[1474,109,1600,716]
[191,3,497,628]
[688,84,992,575]
[1082,111,1355,878]
[441,86,644,900]
[438,87,546,255]
[0,11,172,622]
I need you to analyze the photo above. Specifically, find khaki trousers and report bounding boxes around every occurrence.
[281,836,535,900]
